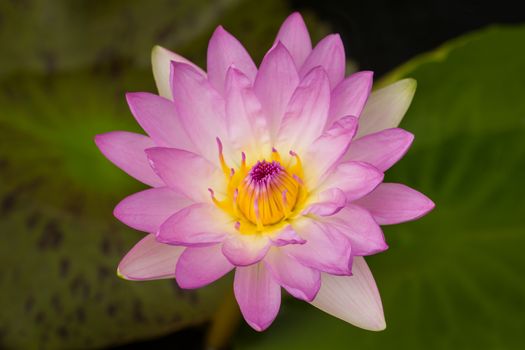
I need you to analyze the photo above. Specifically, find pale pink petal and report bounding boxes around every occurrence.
[354,183,435,225]
[254,42,299,139]
[264,249,320,301]
[222,234,271,266]
[151,45,205,99]
[114,187,192,233]
[157,203,229,246]
[302,188,346,217]
[320,161,384,202]
[285,218,352,275]
[300,34,345,88]
[225,67,270,155]
[207,26,257,95]
[234,263,281,331]
[357,79,416,138]
[94,131,163,187]
[324,205,387,256]
[175,244,234,289]
[170,62,228,161]
[273,12,312,68]
[344,128,414,171]
[328,71,373,125]
[277,67,330,153]
[311,256,386,331]
[145,147,219,202]
[303,116,358,186]
[118,234,183,281]
[126,92,194,150]
[269,226,306,247]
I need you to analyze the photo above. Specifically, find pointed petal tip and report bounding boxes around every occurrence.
[247,320,270,332]
[93,133,104,147]
[116,267,128,280]
[151,44,165,58]
[367,316,387,331]
[396,77,417,95]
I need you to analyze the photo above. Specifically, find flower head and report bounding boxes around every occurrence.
[95,12,434,332]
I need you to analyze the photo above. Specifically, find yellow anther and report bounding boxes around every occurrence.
[271,148,281,163]
[210,146,308,234]
[253,198,264,231]
[289,150,304,179]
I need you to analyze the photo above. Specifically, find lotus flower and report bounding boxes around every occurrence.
[95,12,434,332]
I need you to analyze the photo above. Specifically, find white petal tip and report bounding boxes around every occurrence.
[399,78,417,95]
[116,267,129,280]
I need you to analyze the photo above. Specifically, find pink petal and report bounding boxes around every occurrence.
[222,234,271,266]
[300,34,345,88]
[254,42,299,139]
[303,116,358,186]
[277,67,330,153]
[311,256,386,331]
[328,71,373,125]
[157,203,229,246]
[145,147,219,202]
[285,218,352,275]
[234,263,281,331]
[126,92,194,150]
[343,128,414,172]
[151,45,205,99]
[269,226,306,247]
[325,204,388,256]
[302,188,347,217]
[207,26,257,95]
[118,234,183,281]
[321,161,384,202]
[94,131,163,187]
[354,183,435,225]
[225,67,270,154]
[264,249,320,301]
[175,244,234,289]
[170,62,228,161]
[114,187,192,233]
[273,12,312,69]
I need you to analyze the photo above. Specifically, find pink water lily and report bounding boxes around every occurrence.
[95,12,434,332]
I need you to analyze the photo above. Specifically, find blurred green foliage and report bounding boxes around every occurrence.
[234,24,525,349]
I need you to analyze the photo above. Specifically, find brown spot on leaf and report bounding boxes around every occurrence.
[24,296,35,313]
[56,326,69,339]
[100,237,112,256]
[97,265,111,281]
[106,303,118,317]
[51,294,63,314]
[37,220,63,250]
[70,275,90,300]
[26,210,41,230]
[133,300,146,323]
[0,191,15,216]
[35,311,46,324]
[75,307,86,323]
[59,257,71,278]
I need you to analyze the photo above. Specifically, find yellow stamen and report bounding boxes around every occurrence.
[211,146,308,234]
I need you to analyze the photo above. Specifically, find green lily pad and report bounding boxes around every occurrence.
[234,25,525,349]
[0,69,233,349]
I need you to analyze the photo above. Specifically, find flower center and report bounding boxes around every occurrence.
[238,160,299,226]
[210,138,307,233]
